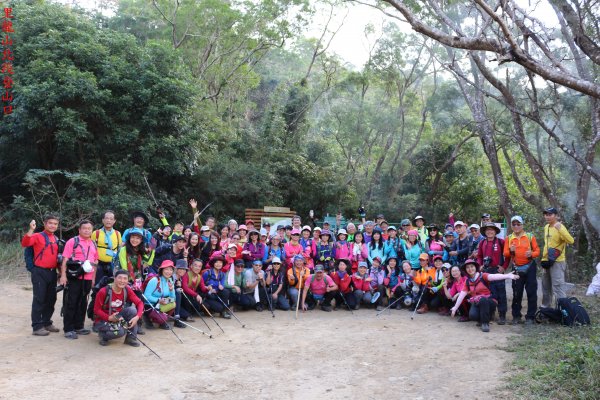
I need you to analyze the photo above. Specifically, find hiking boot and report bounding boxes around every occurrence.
[64,331,78,339]
[437,307,449,316]
[124,335,140,347]
[92,325,99,333]
[525,319,535,326]
[321,305,332,312]
[375,305,384,312]
[143,315,155,329]
[99,338,109,346]
[159,323,170,330]
[498,316,507,325]
[481,323,490,333]
[221,312,232,319]
[32,328,50,336]
[458,316,469,322]
[511,317,522,325]
[353,305,360,310]
[255,304,264,312]
[136,324,145,335]
[75,328,91,335]
[44,324,59,333]
[174,320,186,328]
[416,304,429,314]
[186,316,195,322]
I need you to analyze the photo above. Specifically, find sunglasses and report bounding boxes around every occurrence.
[441,267,449,272]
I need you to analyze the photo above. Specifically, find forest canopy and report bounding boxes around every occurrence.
[0,0,598,275]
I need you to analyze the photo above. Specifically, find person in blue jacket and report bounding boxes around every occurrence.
[368,228,386,266]
[143,259,177,330]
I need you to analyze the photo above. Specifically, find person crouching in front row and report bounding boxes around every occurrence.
[93,269,143,347]
[301,264,338,312]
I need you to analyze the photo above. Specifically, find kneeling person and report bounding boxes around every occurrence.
[301,265,338,312]
[93,270,143,347]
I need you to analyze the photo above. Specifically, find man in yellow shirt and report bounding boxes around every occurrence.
[93,210,121,283]
[541,207,574,308]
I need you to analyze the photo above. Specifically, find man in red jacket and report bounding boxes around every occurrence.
[93,270,144,347]
[21,215,61,336]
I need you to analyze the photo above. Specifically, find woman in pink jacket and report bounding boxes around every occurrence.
[334,229,352,263]
[350,231,369,273]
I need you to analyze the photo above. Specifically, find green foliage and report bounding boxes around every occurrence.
[504,294,600,400]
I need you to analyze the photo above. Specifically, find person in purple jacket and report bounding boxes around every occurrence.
[242,230,265,269]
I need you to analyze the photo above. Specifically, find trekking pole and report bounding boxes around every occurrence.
[143,175,160,208]
[295,270,304,320]
[167,315,212,338]
[215,293,246,328]
[411,284,427,321]
[262,283,275,318]
[197,201,214,216]
[140,293,184,343]
[200,303,225,334]
[376,296,402,317]
[120,322,162,359]
[181,291,212,331]
[338,290,354,314]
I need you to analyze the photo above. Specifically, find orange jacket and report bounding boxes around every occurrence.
[287,266,310,289]
[503,232,540,266]
[414,267,436,286]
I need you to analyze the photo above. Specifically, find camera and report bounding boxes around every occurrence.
[357,206,366,216]
[66,259,84,280]
[483,256,492,270]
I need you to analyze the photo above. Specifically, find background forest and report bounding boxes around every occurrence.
[1,0,598,278]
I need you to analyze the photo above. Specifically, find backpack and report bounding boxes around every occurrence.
[534,307,562,324]
[141,273,159,293]
[24,232,54,272]
[557,297,591,327]
[104,284,129,315]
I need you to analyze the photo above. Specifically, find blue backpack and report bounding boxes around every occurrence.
[24,232,53,272]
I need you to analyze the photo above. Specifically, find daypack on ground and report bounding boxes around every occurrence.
[557,297,591,327]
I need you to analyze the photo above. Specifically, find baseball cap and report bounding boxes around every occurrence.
[543,207,558,215]
[511,216,524,224]
[469,224,480,230]
[454,221,464,227]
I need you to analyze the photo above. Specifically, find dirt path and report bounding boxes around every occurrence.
[0,278,517,399]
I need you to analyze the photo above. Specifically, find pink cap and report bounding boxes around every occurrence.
[238,224,248,231]
[290,229,301,235]
[407,229,419,236]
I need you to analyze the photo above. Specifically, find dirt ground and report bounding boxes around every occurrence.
[0,277,520,400]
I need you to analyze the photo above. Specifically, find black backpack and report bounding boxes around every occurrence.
[557,297,591,327]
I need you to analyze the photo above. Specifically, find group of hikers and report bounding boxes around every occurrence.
[22,201,574,349]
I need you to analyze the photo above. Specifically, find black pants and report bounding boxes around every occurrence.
[181,292,203,317]
[430,290,452,310]
[230,292,255,309]
[204,289,230,314]
[31,266,58,331]
[484,267,507,318]
[334,291,357,309]
[306,291,336,307]
[95,306,139,341]
[469,297,497,323]
[512,262,538,320]
[175,290,190,319]
[417,287,435,308]
[63,279,92,332]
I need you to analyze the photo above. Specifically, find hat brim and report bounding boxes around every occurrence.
[131,211,149,224]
